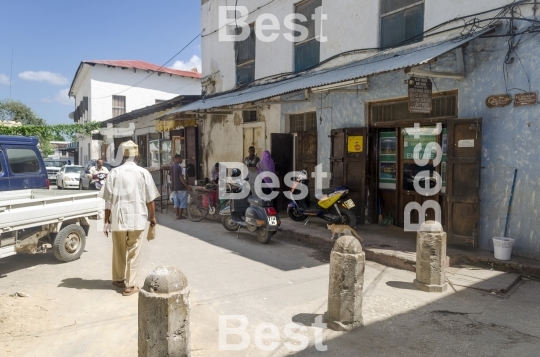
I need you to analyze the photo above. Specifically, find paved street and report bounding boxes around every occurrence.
[1,212,540,356]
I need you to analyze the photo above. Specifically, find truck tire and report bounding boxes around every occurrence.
[53,224,86,262]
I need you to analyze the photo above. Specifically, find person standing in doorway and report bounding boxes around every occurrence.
[244,146,260,193]
[101,141,160,296]
[171,154,191,219]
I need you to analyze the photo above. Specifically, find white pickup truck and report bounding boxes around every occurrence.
[0,189,105,262]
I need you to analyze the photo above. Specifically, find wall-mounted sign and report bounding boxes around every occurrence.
[514,92,537,107]
[408,77,432,114]
[486,94,512,108]
[347,136,364,153]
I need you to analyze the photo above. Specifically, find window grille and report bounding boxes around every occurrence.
[290,112,317,133]
[242,111,258,123]
[112,95,126,117]
[370,95,457,124]
[294,0,322,72]
[235,24,256,85]
[380,0,424,48]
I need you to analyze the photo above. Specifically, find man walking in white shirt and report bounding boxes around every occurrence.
[101,141,160,296]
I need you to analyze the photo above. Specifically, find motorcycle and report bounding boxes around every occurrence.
[92,173,108,190]
[287,170,357,227]
[221,169,281,244]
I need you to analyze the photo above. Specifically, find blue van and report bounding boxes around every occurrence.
[0,135,49,191]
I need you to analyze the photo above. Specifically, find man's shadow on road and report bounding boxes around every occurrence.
[58,278,120,292]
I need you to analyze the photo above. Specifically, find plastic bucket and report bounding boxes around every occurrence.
[492,237,515,261]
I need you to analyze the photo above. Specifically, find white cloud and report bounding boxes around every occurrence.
[41,88,73,106]
[0,74,10,86]
[170,55,202,73]
[18,71,68,85]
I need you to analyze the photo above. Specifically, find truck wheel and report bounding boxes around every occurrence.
[53,224,86,262]
[256,228,273,244]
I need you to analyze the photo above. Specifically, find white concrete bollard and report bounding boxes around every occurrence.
[325,235,364,331]
[138,266,191,357]
[414,221,448,293]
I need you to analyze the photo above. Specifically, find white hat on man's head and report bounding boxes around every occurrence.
[120,140,139,157]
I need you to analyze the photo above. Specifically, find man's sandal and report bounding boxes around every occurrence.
[122,286,140,296]
[112,281,126,288]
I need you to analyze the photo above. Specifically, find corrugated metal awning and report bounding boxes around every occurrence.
[167,30,490,115]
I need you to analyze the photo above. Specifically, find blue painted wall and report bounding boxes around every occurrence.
[281,23,540,259]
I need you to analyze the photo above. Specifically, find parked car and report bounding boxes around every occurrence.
[43,159,68,184]
[0,135,49,191]
[56,165,85,190]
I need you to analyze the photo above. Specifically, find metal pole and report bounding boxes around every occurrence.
[504,169,518,237]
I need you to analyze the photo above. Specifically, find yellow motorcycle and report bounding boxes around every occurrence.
[287,170,356,227]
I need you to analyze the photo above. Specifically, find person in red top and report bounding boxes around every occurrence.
[170,154,191,219]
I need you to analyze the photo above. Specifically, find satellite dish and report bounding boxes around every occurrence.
[69,112,74,120]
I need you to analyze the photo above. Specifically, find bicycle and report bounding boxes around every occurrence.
[188,183,232,222]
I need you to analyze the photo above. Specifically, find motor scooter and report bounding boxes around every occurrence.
[92,173,108,190]
[221,169,281,244]
[287,170,357,227]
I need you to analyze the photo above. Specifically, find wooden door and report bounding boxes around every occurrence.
[330,128,367,224]
[446,119,482,248]
[330,130,345,186]
[345,129,367,224]
[271,133,294,211]
[185,126,198,185]
[296,131,318,194]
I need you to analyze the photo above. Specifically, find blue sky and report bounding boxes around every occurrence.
[0,0,201,125]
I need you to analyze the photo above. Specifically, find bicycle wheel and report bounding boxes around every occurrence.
[188,193,211,222]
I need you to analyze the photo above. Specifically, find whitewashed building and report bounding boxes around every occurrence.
[68,60,201,165]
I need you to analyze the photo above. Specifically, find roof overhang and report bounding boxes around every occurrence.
[165,27,494,116]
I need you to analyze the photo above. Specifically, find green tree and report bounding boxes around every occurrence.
[0,99,46,126]
[1,99,59,156]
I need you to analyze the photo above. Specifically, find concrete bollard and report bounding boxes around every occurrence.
[325,235,364,331]
[138,266,191,357]
[414,221,448,293]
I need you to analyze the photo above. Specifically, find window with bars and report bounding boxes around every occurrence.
[242,110,258,123]
[380,0,424,48]
[235,24,256,85]
[371,95,457,124]
[290,112,317,133]
[112,95,126,117]
[294,0,322,72]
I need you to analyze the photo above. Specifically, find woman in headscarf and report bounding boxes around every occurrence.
[256,150,278,211]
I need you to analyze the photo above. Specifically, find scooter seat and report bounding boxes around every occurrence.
[247,196,273,207]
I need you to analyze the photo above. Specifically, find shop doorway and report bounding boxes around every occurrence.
[370,96,481,247]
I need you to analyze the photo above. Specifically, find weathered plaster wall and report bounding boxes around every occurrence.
[281,21,540,258]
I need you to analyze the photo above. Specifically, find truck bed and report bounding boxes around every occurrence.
[0,189,105,232]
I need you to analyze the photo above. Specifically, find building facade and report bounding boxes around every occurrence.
[167,0,540,259]
[68,60,202,165]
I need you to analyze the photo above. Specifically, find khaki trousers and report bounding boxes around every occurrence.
[112,230,144,287]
